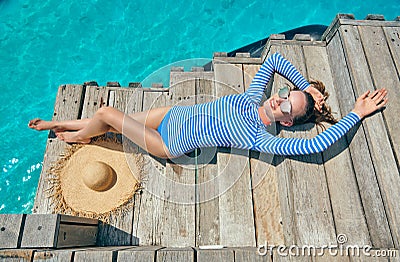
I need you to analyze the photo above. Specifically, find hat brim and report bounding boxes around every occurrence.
[47,138,143,221]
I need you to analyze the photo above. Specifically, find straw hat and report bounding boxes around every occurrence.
[47,138,143,221]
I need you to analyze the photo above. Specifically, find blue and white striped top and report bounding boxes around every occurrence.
[165,52,361,157]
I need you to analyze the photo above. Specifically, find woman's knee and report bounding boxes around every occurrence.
[96,106,118,118]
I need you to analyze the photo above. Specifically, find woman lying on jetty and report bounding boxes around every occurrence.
[29,53,387,159]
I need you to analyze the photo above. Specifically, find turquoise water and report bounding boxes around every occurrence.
[0,0,398,214]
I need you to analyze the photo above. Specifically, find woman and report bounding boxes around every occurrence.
[29,53,387,159]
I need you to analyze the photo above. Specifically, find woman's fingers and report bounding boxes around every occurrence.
[305,85,325,112]
[369,89,380,99]
[315,102,323,112]
[377,97,388,108]
[353,88,389,119]
[314,94,324,112]
[360,90,370,100]
[372,88,387,105]
[368,89,388,110]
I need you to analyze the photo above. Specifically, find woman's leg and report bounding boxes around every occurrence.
[28,107,171,133]
[56,106,173,158]
[28,118,91,132]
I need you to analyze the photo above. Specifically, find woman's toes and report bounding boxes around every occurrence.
[28,119,56,131]
[28,118,40,128]
[55,132,63,140]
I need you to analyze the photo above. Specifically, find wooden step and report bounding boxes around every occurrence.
[0,214,98,249]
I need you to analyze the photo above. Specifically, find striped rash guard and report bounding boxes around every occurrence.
[165,52,361,158]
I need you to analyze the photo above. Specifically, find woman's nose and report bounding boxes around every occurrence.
[276,97,285,105]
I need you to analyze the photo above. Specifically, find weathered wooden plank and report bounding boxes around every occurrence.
[349,249,391,261]
[262,40,326,64]
[196,248,234,261]
[337,19,400,28]
[33,140,72,214]
[338,24,398,248]
[108,88,143,114]
[33,250,74,262]
[161,71,196,247]
[117,246,162,261]
[384,27,400,75]
[312,249,350,261]
[262,40,326,61]
[123,93,143,245]
[269,45,336,246]
[235,247,271,262]
[236,52,251,58]
[213,56,262,64]
[243,64,261,91]
[303,45,370,246]
[195,75,221,246]
[213,62,256,247]
[359,26,400,164]
[21,214,98,248]
[81,86,108,118]
[243,63,284,246]
[273,155,296,246]
[257,44,293,248]
[33,84,85,214]
[96,88,143,246]
[21,214,59,248]
[51,84,85,120]
[389,250,400,261]
[0,250,35,262]
[251,153,284,246]
[0,214,24,249]
[322,14,355,44]
[357,25,400,248]
[156,247,194,262]
[74,250,116,262]
[132,90,169,246]
[272,248,312,262]
[323,14,400,43]
[326,25,392,248]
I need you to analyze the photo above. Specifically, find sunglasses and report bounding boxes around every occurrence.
[278,86,292,114]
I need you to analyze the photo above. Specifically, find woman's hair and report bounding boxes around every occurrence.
[292,80,338,129]
[292,92,315,125]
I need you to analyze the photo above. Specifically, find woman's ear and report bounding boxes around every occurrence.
[280,120,293,127]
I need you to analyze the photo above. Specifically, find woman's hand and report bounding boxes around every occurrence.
[305,84,324,112]
[352,88,388,119]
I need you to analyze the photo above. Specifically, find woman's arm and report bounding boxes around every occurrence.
[255,112,360,155]
[254,88,388,156]
[245,52,310,104]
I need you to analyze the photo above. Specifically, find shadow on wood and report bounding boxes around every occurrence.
[97,221,139,246]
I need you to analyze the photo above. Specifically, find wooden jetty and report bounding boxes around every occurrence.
[1,13,400,261]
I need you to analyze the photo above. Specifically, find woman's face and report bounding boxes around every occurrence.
[262,90,307,126]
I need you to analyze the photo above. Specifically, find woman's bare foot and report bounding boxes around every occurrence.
[28,118,66,132]
[56,131,91,144]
